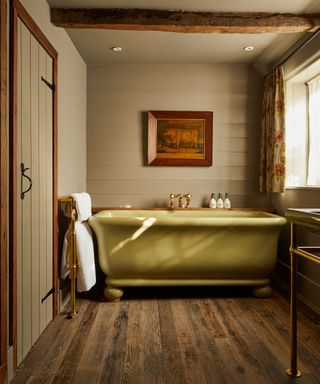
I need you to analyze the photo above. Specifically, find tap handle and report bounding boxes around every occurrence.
[185,193,192,208]
[169,193,175,208]
[177,193,184,208]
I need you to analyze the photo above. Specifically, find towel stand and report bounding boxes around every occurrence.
[59,196,78,318]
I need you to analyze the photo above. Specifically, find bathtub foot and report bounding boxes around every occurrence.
[104,286,124,302]
[252,285,272,298]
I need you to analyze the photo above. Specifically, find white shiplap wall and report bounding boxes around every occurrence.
[87,64,269,208]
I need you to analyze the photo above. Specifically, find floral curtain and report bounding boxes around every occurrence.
[259,66,286,193]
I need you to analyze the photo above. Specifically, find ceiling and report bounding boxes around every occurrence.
[47,0,320,68]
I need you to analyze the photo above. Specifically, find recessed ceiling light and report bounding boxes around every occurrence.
[244,46,254,52]
[111,46,123,52]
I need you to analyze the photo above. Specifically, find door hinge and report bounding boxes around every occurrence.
[41,76,55,91]
[41,287,55,303]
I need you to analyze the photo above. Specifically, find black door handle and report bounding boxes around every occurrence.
[20,163,32,200]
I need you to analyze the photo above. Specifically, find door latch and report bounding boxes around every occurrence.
[20,163,32,200]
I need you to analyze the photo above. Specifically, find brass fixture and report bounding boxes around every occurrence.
[285,208,320,378]
[59,196,78,318]
[169,193,175,208]
[185,193,192,208]
[169,193,192,208]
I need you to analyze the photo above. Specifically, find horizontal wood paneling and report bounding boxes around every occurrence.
[87,151,258,167]
[87,137,258,153]
[87,65,258,88]
[87,122,258,139]
[87,93,259,111]
[87,165,257,181]
[87,64,264,208]
[91,193,270,209]
[88,188,269,209]
[87,107,260,124]
[87,179,257,194]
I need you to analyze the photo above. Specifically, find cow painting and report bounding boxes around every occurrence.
[148,111,212,166]
[156,119,205,156]
[161,128,199,150]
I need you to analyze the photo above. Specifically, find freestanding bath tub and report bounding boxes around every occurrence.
[88,210,286,300]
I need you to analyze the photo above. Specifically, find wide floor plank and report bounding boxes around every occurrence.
[11,286,320,384]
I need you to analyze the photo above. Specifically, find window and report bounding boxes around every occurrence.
[285,59,320,188]
[307,75,320,185]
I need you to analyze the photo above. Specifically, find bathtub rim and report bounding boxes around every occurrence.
[92,207,277,214]
[89,209,287,227]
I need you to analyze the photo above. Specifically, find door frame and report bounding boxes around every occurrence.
[0,0,8,382]
[9,0,58,371]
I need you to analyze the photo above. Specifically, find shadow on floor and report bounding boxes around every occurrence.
[78,283,256,303]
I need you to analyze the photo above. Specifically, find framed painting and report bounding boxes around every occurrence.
[148,111,213,166]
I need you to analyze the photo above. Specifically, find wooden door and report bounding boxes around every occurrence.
[10,0,58,372]
[15,19,54,365]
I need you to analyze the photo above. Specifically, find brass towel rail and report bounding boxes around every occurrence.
[59,196,78,318]
[286,209,320,378]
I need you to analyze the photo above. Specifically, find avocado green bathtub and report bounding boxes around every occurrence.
[88,210,286,300]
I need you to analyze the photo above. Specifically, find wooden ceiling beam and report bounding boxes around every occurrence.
[50,8,320,33]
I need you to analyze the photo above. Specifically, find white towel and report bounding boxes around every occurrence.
[61,222,96,292]
[71,192,92,222]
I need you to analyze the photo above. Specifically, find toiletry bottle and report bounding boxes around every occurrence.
[209,193,216,208]
[216,193,224,208]
[224,193,231,209]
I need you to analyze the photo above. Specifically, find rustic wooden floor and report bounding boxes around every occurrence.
[11,286,320,384]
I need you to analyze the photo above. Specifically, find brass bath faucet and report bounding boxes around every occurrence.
[169,193,192,208]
